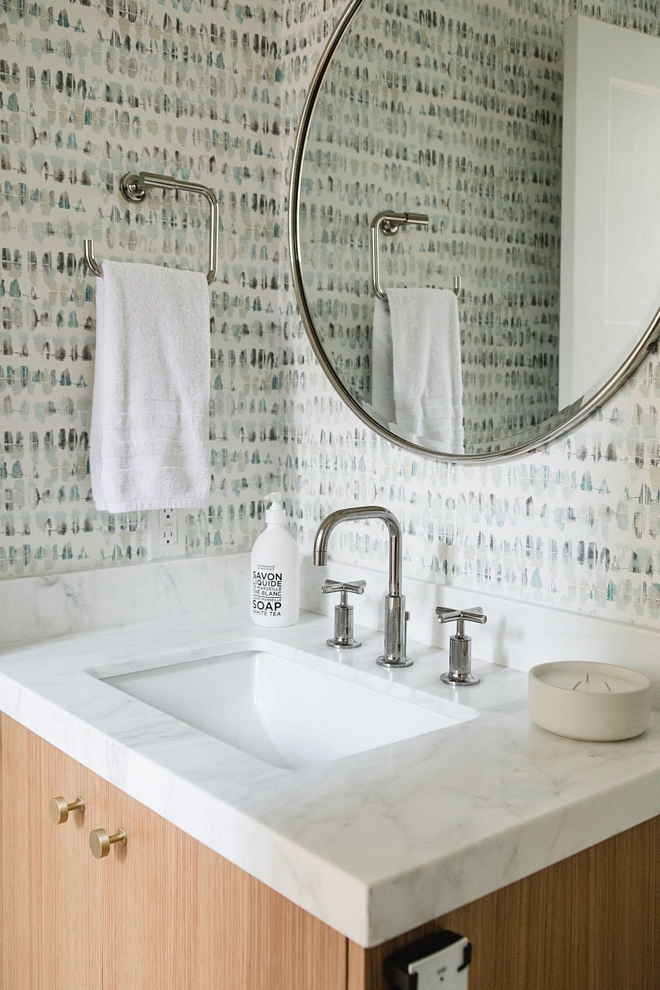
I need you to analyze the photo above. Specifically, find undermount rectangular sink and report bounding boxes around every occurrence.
[92,641,476,769]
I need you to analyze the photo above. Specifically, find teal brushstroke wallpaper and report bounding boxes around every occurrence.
[0,0,286,572]
[2,0,660,633]
[284,0,660,625]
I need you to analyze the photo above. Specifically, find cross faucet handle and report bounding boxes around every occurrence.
[322,580,366,650]
[322,579,366,602]
[436,606,487,637]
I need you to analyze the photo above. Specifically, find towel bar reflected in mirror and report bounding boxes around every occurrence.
[370,211,461,301]
[83,171,219,285]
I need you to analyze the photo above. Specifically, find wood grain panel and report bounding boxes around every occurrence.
[1,716,347,990]
[194,835,347,990]
[101,776,347,990]
[349,814,660,990]
[40,731,104,990]
[100,781,200,990]
[1,712,46,990]
[1,713,103,990]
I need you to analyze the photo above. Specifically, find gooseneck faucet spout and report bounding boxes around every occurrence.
[313,506,411,667]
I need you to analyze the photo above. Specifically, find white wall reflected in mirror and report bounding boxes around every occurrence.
[560,16,660,407]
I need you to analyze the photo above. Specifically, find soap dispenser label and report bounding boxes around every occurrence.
[252,567,283,617]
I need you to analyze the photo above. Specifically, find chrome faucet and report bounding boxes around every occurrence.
[313,506,411,667]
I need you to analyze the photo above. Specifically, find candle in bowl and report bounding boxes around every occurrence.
[529,661,651,741]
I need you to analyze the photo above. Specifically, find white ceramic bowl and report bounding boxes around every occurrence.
[529,661,651,741]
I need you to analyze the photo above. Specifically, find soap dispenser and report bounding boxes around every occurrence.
[250,492,300,627]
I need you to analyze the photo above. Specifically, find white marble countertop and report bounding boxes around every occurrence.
[1,566,660,947]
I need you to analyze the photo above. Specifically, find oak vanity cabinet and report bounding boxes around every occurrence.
[2,712,659,990]
[1,714,104,990]
[0,714,346,990]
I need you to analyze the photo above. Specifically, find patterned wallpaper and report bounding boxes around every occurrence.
[3,0,660,636]
[0,0,286,575]
[297,0,562,450]
[282,0,660,629]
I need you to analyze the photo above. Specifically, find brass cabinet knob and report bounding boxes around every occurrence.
[49,795,85,825]
[89,826,127,859]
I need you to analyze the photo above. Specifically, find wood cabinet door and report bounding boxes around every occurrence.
[100,781,348,990]
[193,836,348,990]
[98,781,199,990]
[1,714,104,990]
[1,716,347,990]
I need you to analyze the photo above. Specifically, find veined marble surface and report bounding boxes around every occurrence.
[1,556,660,946]
[0,555,250,647]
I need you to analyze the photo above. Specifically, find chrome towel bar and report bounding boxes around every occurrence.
[84,171,219,285]
[370,211,460,301]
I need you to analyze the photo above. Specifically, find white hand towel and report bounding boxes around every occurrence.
[90,260,211,513]
[371,297,397,425]
[387,288,464,453]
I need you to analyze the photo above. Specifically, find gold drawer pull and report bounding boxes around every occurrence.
[49,796,85,825]
[89,826,127,859]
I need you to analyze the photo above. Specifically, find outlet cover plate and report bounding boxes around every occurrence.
[147,508,186,560]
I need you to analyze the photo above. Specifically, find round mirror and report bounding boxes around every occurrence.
[289,0,660,460]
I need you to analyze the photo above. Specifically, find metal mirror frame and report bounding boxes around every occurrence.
[288,0,660,462]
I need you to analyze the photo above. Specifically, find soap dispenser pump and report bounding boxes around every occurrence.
[250,492,300,627]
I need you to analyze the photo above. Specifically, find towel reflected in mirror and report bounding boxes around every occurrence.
[372,288,464,454]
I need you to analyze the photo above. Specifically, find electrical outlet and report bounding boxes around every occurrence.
[408,937,470,990]
[385,932,471,990]
[148,508,186,559]
[160,507,178,545]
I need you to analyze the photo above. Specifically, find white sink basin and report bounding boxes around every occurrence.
[93,641,475,769]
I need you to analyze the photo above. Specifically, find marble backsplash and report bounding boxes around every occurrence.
[3,550,660,716]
